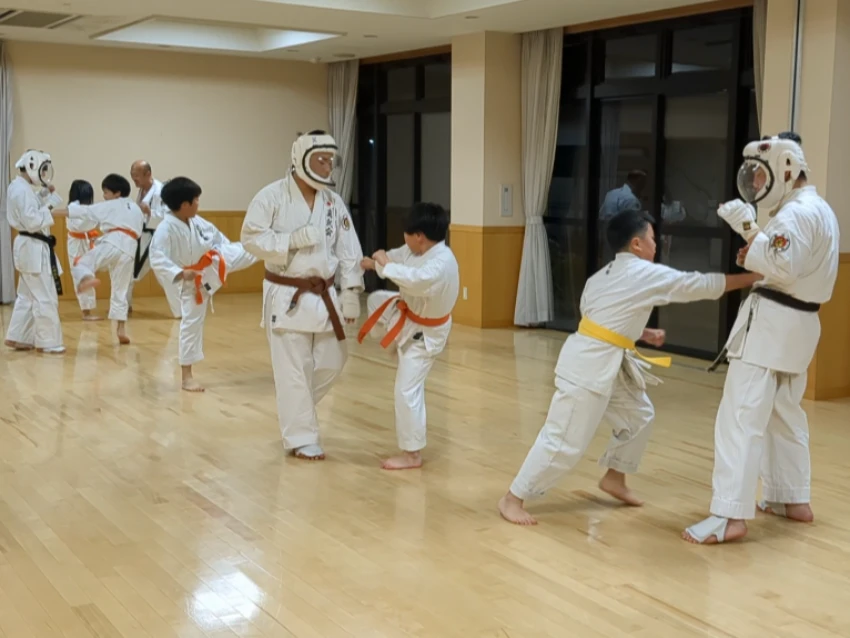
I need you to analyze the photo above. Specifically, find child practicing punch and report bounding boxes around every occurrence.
[150,177,258,392]
[65,179,103,321]
[359,202,459,470]
[52,174,144,345]
[498,209,763,525]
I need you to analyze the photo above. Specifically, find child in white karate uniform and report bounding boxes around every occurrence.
[359,203,459,470]
[65,179,102,321]
[150,177,258,392]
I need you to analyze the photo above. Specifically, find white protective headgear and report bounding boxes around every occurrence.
[736,135,808,214]
[14,149,54,187]
[291,131,339,191]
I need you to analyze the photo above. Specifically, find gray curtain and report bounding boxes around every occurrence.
[753,0,767,131]
[328,59,358,206]
[0,41,13,304]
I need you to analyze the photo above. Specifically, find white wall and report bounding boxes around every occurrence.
[9,42,328,210]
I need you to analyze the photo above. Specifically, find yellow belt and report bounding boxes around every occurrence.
[577,317,672,368]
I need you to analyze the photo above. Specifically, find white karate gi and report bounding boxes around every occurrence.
[364,241,459,451]
[5,176,64,349]
[150,213,258,366]
[127,179,182,317]
[709,185,839,520]
[69,198,145,322]
[241,175,364,450]
[510,252,727,501]
[66,200,99,311]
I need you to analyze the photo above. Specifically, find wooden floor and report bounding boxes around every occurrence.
[1,294,850,638]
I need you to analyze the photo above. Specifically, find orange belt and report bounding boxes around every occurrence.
[68,229,102,249]
[184,250,226,304]
[107,227,139,240]
[357,294,450,348]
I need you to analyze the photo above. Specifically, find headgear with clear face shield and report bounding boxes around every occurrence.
[736,135,808,215]
[15,149,55,188]
[291,131,339,191]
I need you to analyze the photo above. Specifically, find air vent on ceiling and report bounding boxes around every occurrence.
[0,10,78,29]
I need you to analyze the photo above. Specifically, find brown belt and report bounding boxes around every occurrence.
[263,270,345,341]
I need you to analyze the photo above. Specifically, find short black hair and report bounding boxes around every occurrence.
[161,177,202,212]
[404,202,449,242]
[776,131,802,144]
[101,173,131,197]
[68,179,94,205]
[606,209,655,253]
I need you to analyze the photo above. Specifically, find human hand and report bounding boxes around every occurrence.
[181,270,196,281]
[640,328,666,347]
[361,257,376,271]
[373,250,389,267]
[140,203,151,216]
[290,225,322,250]
[341,289,360,324]
[718,199,759,241]
[736,244,750,267]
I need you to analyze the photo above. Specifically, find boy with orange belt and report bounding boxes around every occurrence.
[65,179,103,320]
[51,174,144,345]
[359,202,459,470]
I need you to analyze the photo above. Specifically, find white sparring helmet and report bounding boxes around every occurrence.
[736,134,808,214]
[291,131,339,191]
[15,149,54,187]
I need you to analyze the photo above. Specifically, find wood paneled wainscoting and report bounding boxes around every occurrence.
[13,211,265,301]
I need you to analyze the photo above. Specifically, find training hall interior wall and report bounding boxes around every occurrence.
[8,42,328,298]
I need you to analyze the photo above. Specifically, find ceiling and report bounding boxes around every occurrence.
[0,0,716,62]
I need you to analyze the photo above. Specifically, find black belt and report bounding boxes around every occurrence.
[18,231,62,295]
[707,286,819,373]
[133,225,156,279]
[750,287,821,312]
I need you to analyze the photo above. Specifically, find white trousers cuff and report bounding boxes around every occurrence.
[710,496,756,521]
[283,432,320,451]
[598,454,639,474]
[761,485,810,504]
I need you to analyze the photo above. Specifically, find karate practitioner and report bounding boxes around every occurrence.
[128,160,182,318]
[52,174,144,346]
[684,132,839,545]
[241,130,364,460]
[65,179,102,321]
[498,209,762,526]
[358,202,459,470]
[150,177,258,392]
[4,149,65,354]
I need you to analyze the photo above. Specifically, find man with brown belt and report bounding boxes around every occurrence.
[241,130,364,460]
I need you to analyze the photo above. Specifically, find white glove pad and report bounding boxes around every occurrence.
[46,192,64,210]
[289,225,322,250]
[718,199,759,241]
[341,289,361,321]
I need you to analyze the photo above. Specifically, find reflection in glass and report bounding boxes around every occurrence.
[386,66,416,101]
[604,36,657,80]
[663,93,728,229]
[671,24,734,73]
[423,63,451,99]
[597,99,653,269]
[657,235,724,352]
[420,112,451,210]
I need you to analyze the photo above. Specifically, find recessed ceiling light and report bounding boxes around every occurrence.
[465,15,479,19]
[364,34,378,38]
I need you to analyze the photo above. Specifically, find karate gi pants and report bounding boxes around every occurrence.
[128,231,182,318]
[366,290,437,452]
[510,372,655,501]
[710,359,810,520]
[178,243,256,367]
[67,237,96,311]
[5,270,63,349]
[72,244,134,322]
[263,300,347,449]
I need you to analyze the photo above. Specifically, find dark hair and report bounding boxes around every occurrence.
[776,131,802,145]
[404,202,449,242]
[161,177,202,212]
[68,179,94,205]
[101,173,131,197]
[606,209,655,253]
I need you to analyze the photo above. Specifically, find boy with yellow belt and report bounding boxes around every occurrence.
[359,202,459,470]
[498,209,761,526]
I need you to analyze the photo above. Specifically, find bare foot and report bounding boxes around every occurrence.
[78,277,101,293]
[498,492,537,526]
[37,346,66,355]
[182,379,205,393]
[682,519,748,544]
[5,340,33,351]
[117,334,130,345]
[82,314,104,322]
[759,501,814,522]
[381,451,423,470]
[293,445,325,461]
[598,469,644,506]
